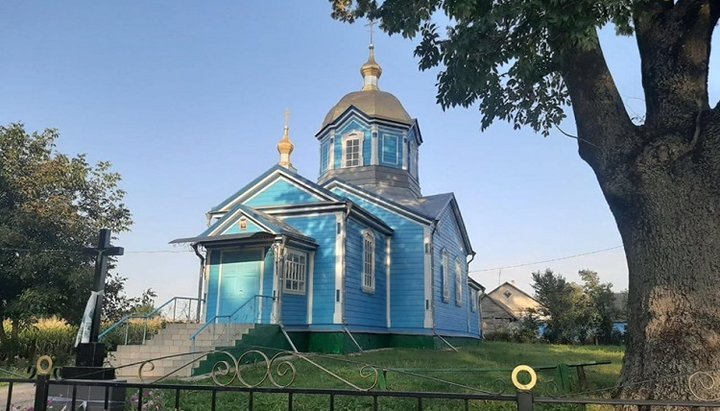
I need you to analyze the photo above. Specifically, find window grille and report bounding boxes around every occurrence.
[284,251,306,294]
[344,135,361,167]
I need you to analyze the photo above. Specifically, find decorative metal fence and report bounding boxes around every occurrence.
[4,350,720,410]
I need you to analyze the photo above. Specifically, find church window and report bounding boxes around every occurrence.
[455,257,463,306]
[320,139,330,173]
[471,289,478,312]
[284,250,306,294]
[362,230,375,292]
[442,249,450,303]
[343,132,363,167]
[381,134,399,165]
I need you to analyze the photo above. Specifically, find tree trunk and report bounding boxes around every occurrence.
[592,112,720,406]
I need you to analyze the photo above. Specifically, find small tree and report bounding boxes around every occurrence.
[579,269,619,344]
[531,268,593,343]
[0,123,132,344]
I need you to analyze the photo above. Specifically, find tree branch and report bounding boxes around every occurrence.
[635,0,715,130]
[554,30,636,171]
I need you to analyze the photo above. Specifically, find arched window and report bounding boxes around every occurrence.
[343,132,363,167]
[455,257,463,306]
[362,230,375,292]
[441,249,450,303]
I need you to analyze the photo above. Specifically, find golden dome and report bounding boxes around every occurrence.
[360,45,382,90]
[277,125,294,155]
[322,90,413,127]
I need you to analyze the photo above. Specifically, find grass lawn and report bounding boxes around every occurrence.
[132,342,624,410]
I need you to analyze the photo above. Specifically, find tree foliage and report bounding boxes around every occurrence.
[331,0,720,402]
[103,272,157,323]
[530,268,621,344]
[0,123,132,342]
[331,0,643,134]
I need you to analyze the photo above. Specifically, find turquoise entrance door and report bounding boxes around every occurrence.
[218,249,262,323]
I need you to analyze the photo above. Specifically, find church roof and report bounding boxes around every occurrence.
[170,203,318,248]
[322,90,413,128]
[324,179,474,254]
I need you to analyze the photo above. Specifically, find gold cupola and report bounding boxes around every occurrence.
[277,110,296,172]
[361,44,382,91]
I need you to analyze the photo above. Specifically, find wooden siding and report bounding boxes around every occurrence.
[282,215,337,325]
[380,132,401,167]
[221,219,262,235]
[432,205,478,337]
[261,248,275,323]
[244,177,320,208]
[329,187,427,331]
[343,219,387,328]
[205,250,221,320]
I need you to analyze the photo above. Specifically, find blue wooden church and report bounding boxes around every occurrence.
[173,44,483,352]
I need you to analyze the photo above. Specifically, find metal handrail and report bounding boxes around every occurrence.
[99,296,204,343]
[190,294,274,351]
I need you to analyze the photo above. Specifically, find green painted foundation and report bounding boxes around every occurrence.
[193,326,481,375]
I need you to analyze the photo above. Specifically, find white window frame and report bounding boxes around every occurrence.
[362,230,375,293]
[441,249,450,303]
[455,257,463,306]
[342,132,363,168]
[283,250,307,295]
[320,139,330,173]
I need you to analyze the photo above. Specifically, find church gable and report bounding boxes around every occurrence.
[211,166,340,213]
[202,205,273,237]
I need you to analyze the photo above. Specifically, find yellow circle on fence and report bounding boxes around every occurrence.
[511,365,537,391]
[36,355,53,376]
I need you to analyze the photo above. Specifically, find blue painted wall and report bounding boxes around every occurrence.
[245,178,319,208]
[205,250,221,321]
[344,219,387,328]
[432,205,476,337]
[329,188,427,331]
[260,248,275,323]
[222,219,262,235]
[281,214,338,325]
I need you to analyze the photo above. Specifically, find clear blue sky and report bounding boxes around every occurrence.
[2,2,717,303]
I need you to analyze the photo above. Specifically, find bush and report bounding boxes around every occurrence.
[1,317,78,365]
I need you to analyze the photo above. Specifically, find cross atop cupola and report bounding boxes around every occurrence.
[361,19,382,91]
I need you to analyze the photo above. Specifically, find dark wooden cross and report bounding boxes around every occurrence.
[83,228,124,343]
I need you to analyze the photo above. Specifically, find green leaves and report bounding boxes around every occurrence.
[0,123,132,326]
[330,0,635,134]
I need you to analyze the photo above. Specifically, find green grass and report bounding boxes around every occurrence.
[128,342,624,410]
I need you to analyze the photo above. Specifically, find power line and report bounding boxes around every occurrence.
[0,246,192,255]
[470,245,624,273]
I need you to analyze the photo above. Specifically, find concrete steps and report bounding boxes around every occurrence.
[108,323,253,379]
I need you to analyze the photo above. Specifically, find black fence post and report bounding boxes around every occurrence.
[516,390,533,411]
[33,375,49,411]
